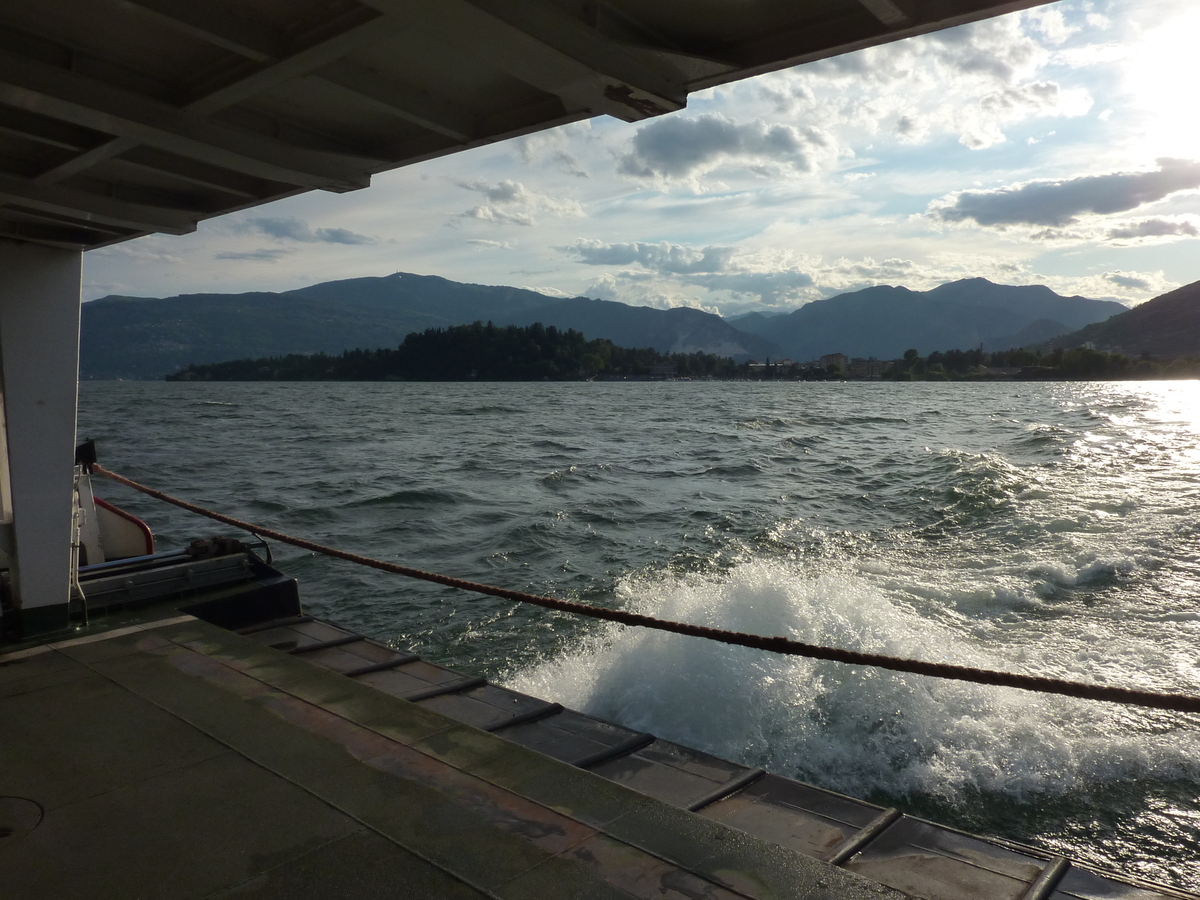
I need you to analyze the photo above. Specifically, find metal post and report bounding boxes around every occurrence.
[0,239,83,636]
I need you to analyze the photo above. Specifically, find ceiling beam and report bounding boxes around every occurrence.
[362,0,686,122]
[117,2,475,142]
[0,171,198,234]
[3,205,131,236]
[0,50,378,191]
[118,0,283,62]
[115,147,270,199]
[33,137,139,183]
[15,10,403,187]
[0,105,105,151]
[858,0,909,26]
[183,12,409,117]
[0,222,106,251]
[315,60,475,142]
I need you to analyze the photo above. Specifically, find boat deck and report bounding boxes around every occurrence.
[0,613,903,900]
[2,603,1193,899]
[232,614,1196,900]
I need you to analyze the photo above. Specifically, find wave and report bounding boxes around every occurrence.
[506,557,1200,806]
[343,488,471,509]
[444,404,526,416]
[737,414,910,430]
[541,464,614,485]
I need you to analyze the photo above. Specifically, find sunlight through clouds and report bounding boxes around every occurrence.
[1124,5,1200,158]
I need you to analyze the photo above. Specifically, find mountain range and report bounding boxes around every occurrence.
[730,279,1126,360]
[81,273,779,379]
[80,272,1135,379]
[1044,280,1200,358]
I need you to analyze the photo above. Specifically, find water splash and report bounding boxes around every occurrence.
[507,557,1200,805]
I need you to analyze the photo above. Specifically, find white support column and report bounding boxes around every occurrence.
[0,239,82,635]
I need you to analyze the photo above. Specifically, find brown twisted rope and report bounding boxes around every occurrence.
[93,464,1200,715]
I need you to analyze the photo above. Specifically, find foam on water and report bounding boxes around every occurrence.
[507,555,1200,805]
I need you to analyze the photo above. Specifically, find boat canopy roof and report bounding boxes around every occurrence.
[0,0,1050,251]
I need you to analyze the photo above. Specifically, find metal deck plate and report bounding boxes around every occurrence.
[229,613,1198,900]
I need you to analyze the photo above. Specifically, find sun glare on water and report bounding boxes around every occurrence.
[1107,381,1200,465]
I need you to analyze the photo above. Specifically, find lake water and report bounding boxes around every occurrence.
[79,380,1200,890]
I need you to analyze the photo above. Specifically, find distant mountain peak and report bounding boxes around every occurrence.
[726,278,1125,361]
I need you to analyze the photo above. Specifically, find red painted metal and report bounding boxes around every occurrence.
[94,496,155,556]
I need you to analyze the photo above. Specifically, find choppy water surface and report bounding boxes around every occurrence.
[80,381,1200,889]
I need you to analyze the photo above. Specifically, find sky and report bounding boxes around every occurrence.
[84,0,1200,316]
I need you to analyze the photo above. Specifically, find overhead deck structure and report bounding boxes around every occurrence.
[0,0,1058,631]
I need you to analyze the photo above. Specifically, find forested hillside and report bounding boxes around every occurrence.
[167,322,740,381]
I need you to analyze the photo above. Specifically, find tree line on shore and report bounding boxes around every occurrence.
[165,321,1200,382]
[881,346,1200,380]
[167,321,739,381]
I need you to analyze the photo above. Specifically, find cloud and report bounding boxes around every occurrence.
[456,179,583,226]
[1104,271,1154,290]
[685,271,815,305]
[1086,270,1178,302]
[466,239,515,249]
[929,159,1200,228]
[562,239,733,274]
[973,79,1076,117]
[1025,6,1079,45]
[240,216,376,245]
[562,239,821,306]
[617,114,827,180]
[514,126,588,177]
[459,206,535,227]
[583,272,722,314]
[1106,217,1199,240]
[214,248,294,261]
[518,285,574,298]
[754,12,1091,151]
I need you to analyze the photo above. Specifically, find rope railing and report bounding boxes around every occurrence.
[93,464,1200,716]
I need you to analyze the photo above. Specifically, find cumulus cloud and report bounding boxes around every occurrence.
[1106,217,1199,240]
[562,239,732,274]
[755,11,1091,151]
[929,159,1200,229]
[456,179,583,226]
[1105,271,1154,290]
[518,284,574,298]
[977,80,1073,115]
[561,239,818,306]
[617,114,828,180]
[239,216,376,245]
[583,272,722,314]
[514,126,588,177]
[459,206,535,227]
[1025,6,1079,45]
[1085,270,1177,302]
[561,231,1175,314]
[214,248,293,261]
[686,271,815,305]
[562,240,1038,309]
